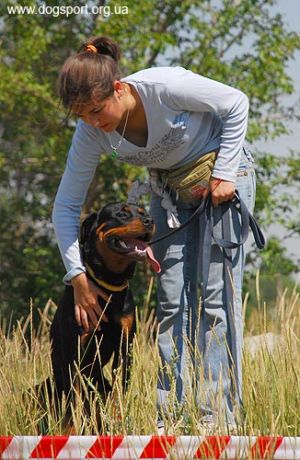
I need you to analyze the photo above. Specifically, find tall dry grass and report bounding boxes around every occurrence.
[0,277,299,436]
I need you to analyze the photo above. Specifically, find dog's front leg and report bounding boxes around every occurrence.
[111,313,135,392]
[50,287,80,427]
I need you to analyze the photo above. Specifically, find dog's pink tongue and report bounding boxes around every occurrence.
[128,238,161,273]
[146,246,161,273]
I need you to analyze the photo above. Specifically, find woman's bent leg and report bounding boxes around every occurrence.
[150,194,200,416]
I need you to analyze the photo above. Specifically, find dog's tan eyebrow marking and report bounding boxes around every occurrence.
[96,223,106,232]
[95,223,106,239]
[137,207,145,214]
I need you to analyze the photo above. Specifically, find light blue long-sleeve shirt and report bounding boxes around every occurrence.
[52,66,249,282]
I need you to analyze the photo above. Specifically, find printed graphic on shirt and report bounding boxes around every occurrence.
[117,113,189,166]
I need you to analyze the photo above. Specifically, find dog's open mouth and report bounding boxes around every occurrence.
[107,237,161,273]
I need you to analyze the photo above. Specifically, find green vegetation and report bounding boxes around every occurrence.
[0,0,299,321]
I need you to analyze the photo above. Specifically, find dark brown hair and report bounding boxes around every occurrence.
[58,36,121,115]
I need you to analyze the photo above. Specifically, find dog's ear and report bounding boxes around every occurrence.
[79,212,97,246]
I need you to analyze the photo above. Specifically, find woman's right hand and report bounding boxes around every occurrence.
[71,272,109,332]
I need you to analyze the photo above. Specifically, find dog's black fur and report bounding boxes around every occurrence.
[36,203,157,432]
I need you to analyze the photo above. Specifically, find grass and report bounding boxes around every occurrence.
[0,276,299,437]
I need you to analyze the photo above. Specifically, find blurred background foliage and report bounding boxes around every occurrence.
[0,0,299,323]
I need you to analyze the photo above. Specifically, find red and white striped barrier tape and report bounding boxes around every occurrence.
[0,436,299,459]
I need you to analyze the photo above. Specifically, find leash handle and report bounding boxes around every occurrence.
[206,193,249,249]
[209,192,265,250]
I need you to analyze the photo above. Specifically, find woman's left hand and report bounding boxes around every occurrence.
[206,177,235,207]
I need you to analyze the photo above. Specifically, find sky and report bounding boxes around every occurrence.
[255,0,300,154]
[253,0,300,264]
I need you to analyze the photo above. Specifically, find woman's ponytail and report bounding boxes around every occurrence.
[82,36,121,63]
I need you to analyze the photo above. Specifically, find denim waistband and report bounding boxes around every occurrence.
[237,147,255,176]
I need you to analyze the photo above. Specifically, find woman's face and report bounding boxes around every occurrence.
[72,95,121,131]
[72,82,127,132]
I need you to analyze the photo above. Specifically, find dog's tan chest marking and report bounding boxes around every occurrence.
[120,314,135,338]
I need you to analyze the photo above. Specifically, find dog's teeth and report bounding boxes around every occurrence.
[134,246,147,254]
[119,240,128,248]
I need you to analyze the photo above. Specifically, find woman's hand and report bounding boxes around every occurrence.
[204,177,235,207]
[71,273,109,332]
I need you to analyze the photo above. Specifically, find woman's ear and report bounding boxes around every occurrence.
[113,80,125,97]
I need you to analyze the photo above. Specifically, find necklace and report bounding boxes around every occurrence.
[107,93,130,160]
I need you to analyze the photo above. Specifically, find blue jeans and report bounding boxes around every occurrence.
[150,147,256,425]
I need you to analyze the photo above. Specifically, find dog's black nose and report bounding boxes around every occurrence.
[142,216,154,228]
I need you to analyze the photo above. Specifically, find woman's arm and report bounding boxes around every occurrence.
[52,119,101,283]
[52,120,110,330]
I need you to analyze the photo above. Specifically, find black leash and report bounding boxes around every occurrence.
[149,195,207,246]
[149,192,265,250]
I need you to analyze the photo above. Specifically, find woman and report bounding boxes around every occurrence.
[53,36,255,431]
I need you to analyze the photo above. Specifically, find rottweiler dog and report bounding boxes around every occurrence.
[39,203,160,431]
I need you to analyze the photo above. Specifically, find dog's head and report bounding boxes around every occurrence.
[79,203,161,276]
